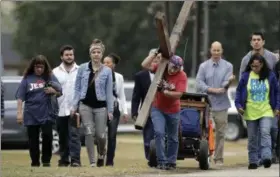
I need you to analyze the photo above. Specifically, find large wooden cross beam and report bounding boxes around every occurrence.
[135,1,195,130]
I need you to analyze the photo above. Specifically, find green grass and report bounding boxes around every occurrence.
[1,134,248,177]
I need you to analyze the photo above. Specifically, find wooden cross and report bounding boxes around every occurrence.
[134,1,195,130]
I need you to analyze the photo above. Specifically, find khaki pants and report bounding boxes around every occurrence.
[211,110,228,163]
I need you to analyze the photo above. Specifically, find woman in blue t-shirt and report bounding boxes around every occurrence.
[16,55,62,167]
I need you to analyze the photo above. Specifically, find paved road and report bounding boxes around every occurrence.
[125,164,279,177]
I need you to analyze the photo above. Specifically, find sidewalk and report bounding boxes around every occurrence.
[131,164,279,177]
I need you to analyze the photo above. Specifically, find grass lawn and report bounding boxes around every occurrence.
[1,134,248,177]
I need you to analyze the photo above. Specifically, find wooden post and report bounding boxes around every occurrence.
[135,1,195,130]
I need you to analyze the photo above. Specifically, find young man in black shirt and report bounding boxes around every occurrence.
[1,80,4,134]
[273,49,280,164]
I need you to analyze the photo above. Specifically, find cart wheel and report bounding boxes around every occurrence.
[198,139,210,170]
[149,139,158,167]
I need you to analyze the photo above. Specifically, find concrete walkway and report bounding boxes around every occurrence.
[125,164,279,177]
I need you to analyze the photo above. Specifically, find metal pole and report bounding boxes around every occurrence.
[168,1,173,32]
[164,1,171,33]
[279,1,280,48]
[202,1,209,60]
[191,2,198,77]
[195,1,203,72]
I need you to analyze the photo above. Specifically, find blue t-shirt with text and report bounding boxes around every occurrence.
[16,74,61,126]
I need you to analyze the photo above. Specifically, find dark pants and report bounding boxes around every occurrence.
[57,116,81,165]
[277,118,280,157]
[27,121,53,166]
[143,116,155,160]
[106,109,120,164]
[271,118,279,161]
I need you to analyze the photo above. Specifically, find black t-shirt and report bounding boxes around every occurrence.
[275,60,280,80]
[81,64,106,108]
[112,71,118,98]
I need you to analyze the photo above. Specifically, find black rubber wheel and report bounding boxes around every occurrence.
[149,139,158,167]
[198,139,209,170]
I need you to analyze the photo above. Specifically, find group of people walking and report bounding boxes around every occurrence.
[236,32,279,169]
[197,32,279,170]
[11,31,279,171]
[15,39,128,167]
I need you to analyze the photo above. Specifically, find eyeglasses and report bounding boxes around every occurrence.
[251,65,261,68]
[34,65,45,69]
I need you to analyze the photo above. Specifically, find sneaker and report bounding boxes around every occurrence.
[156,164,169,170]
[258,160,263,167]
[272,156,279,164]
[275,157,279,164]
[147,161,153,168]
[58,160,70,167]
[71,162,81,167]
[215,160,224,166]
[90,163,96,167]
[105,161,114,166]
[166,163,176,170]
[31,163,40,167]
[263,159,272,168]
[97,158,104,167]
[248,163,258,169]
[42,163,51,167]
[148,161,157,167]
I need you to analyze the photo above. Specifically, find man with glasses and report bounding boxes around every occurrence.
[273,49,280,164]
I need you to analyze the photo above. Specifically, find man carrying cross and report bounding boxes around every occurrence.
[141,51,187,170]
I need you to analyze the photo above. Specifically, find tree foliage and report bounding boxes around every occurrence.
[13,1,164,78]
[13,1,280,79]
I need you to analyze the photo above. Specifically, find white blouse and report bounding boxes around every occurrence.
[114,72,128,115]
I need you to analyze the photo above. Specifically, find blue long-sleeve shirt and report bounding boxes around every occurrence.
[235,71,280,111]
[196,59,233,111]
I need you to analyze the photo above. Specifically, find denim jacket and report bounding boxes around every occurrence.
[235,71,280,111]
[72,62,114,114]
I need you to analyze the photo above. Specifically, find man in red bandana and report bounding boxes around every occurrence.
[141,52,187,170]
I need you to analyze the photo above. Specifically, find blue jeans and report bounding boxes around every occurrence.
[57,116,81,164]
[151,107,180,165]
[247,117,272,164]
[143,117,154,160]
[257,117,278,162]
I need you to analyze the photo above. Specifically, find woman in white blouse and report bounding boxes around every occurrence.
[103,53,128,166]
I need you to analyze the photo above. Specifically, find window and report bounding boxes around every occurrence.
[229,90,236,100]
[3,82,20,101]
[124,87,133,101]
